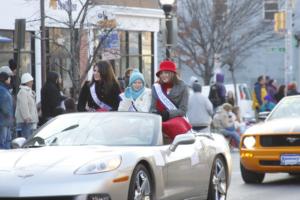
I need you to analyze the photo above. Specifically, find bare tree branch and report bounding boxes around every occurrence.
[177,0,277,84]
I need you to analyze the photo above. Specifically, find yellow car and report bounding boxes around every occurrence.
[240,96,300,183]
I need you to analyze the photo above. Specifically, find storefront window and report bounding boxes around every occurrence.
[0,30,34,77]
[91,30,153,86]
[47,27,73,91]
[0,53,14,67]
[142,32,152,55]
[142,56,152,87]
[129,56,140,69]
[129,32,139,55]
[0,30,14,52]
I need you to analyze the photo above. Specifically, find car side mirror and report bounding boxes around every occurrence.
[11,137,26,149]
[169,134,195,152]
[258,111,270,121]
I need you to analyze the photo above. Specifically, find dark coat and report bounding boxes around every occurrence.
[287,89,300,96]
[0,82,14,127]
[41,72,65,119]
[150,80,189,118]
[77,81,121,112]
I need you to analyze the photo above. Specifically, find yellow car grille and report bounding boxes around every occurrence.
[260,134,300,147]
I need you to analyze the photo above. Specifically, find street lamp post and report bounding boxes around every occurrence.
[159,0,175,60]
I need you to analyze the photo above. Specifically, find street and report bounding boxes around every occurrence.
[227,152,300,200]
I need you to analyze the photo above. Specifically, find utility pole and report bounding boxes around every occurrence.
[40,0,47,84]
[284,0,294,87]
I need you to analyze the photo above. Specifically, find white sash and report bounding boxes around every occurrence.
[153,83,177,111]
[90,84,112,111]
[129,102,138,112]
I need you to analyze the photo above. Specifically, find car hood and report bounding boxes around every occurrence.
[245,118,300,135]
[0,146,122,175]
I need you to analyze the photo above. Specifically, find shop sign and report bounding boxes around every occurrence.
[98,19,117,29]
[100,31,120,60]
[49,0,77,11]
[97,11,117,29]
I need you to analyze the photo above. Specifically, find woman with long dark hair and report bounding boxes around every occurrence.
[274,84,286,102]
[77,61,121,112]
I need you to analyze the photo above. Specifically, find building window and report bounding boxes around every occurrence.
[264,0,278,20]
[46,27,73,92]
[91,30,154,87]
[0,30,35,77]
[114,31,154,87]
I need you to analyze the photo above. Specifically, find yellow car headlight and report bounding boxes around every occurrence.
[243,136,256,149]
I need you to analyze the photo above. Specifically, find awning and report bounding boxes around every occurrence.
[0,35,12,43]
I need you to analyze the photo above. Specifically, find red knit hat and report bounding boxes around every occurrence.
[156,60,177,77]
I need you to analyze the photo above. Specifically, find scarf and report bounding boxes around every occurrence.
[124,85,145,101]
[156,83,173,112]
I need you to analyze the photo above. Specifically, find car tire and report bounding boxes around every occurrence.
[240,162,265,184]
[208,156,228,200]
[128,164,153,200]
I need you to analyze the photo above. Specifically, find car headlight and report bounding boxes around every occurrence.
[75,156,122,175]
[243,136,256,149]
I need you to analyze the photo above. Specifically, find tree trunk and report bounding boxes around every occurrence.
[70,28,80,99]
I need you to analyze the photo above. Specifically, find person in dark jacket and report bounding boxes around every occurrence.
[77,61,121,112]
[41,71,65,123]
[0,72,14,149]
[209,73,226,110]
[8,59,18,96]
[274,84,286,102]
[266,79,278,103]
[287,82,300,96]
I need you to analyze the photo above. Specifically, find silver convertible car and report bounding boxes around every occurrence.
[0,112,232,200]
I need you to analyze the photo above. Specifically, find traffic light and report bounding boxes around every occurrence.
[274,12,286,32]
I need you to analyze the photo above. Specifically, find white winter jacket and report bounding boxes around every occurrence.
[15,85,39,124]
[118,88,152,112]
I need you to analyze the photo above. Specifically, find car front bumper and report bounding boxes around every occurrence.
[0,170,131,200]
[240,147,300,173]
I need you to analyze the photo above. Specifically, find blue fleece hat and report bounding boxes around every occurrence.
[129,69,145,86]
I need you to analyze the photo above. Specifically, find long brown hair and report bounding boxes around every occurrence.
[91,61,120,94]
[158,71,180,85]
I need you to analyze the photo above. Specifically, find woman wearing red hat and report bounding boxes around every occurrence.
[150,60,191,140]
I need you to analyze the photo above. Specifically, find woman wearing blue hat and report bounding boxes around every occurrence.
[118,69,151,112]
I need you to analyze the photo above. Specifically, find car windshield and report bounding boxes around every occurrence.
[267,97,300,121]
[24,113,160,147]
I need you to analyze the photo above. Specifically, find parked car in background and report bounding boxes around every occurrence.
[240,96,300,184]
[202,83,255,122]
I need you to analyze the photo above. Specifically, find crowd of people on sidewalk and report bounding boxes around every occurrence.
[252,75,298,114]
[1,57,298,150]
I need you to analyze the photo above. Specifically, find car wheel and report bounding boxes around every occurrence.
[240,162,265,184]
[128,164,153,200]
[208,156,228,200]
